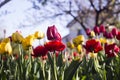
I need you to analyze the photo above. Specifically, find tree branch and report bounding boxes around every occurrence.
[0,0,11,8]
[68,12,87,31]
[89,0,98,12]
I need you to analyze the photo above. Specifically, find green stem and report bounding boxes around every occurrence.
[42,59,46,80]
[48,67,51,80]
[18,44,23,79]
[76,69,79,80]
[54,53,57,80]
[0,55,3,76]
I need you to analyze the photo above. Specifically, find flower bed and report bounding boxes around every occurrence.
[0,25,120,80]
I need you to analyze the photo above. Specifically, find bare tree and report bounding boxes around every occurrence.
[1,0,120,31]
[28,0,120,30]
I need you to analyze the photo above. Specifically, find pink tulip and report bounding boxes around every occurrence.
[86,28,91,36]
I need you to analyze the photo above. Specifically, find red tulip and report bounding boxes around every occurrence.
[84,39,102,53]
[44,40,65,52]
[116,31,120,40]
[33,46,48,57]
[105,43,119,58]
[47,25,61,41]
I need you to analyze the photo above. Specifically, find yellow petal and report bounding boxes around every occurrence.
[76,45,82,53]
[89,52,97,58]
[66,42,74,49]
[0,42,12,54]
[100,38,107,44]
[34,31,44,39]
[73,35,84,47]
[90,31,95,37]
[12,32,24,43]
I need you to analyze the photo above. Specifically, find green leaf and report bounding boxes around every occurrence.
[57,53,63,67]
[47,53,53,67]
[47,53,57,80]
[81,76,86,80]
[64,60,82,80]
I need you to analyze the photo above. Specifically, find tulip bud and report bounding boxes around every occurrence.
[103,31,109,38]
[99,25,105,33]
[86,28,91,36]
[47,25,61,41]
[116,31,120,40]
[93,26,100,35]
[111,28,118,36]
[90,31,95,37]
[34,31,44,39]
[108,32,114,39]
[12,32,24,43]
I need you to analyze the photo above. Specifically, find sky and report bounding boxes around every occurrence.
[0,0,71,40]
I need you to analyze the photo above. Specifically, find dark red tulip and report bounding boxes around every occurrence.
[44,40,65,52]
[84,39,102,53]
[111,28,118,36]
[108,32,114,39]
[99,25,106,33]
[33,46,48,57]
[93,26,100,35]
[105,43,119,58]
[116,31,120,40]
[47,25,61,41]
[103,31,113,39]
[103,31,109,38]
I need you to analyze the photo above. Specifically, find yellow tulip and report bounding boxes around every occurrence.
[100,38,107,44]
[0,43,5,54]
[66,42,74,49]
[34,31,44,39]
[90,31,95,37]
[2,38,10,43]
[22,35,35,50]
[72,35,84,47]
[12,32,24,43]
[76,45,82,53]
[0,39,12,55]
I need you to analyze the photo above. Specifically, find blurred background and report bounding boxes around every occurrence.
[0,0,120,43]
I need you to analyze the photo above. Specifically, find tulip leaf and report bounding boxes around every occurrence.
[64,60,82,80]
[47,53,54,67]
[57,53,63,67]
